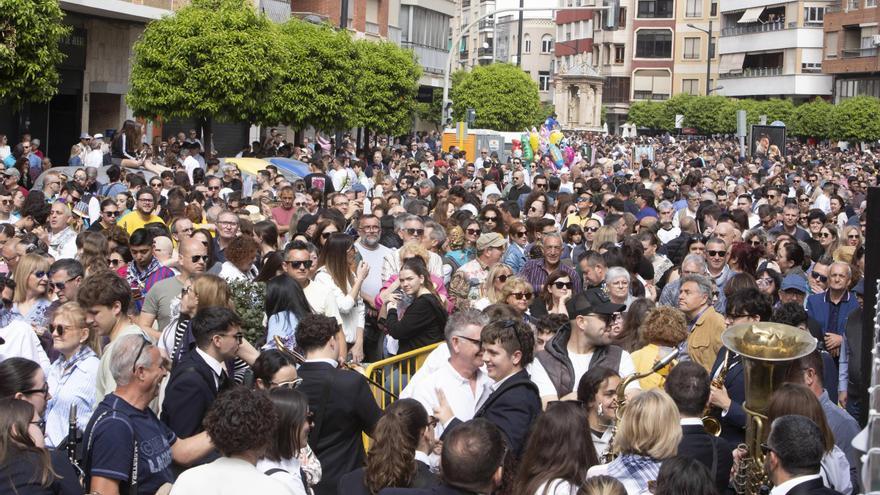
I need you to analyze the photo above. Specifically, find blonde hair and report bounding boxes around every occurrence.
[614,388,681,459]
[398,241,430,266]
[582,476,627,495]
[593,225,618,248]
[639,306,688,348]
[52,301,102,357]
[500,276,533,302]
[484,264,514,304]
[193,274,234,311]
[13,253,51,303]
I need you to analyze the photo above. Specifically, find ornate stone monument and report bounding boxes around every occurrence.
[553,61,604,131]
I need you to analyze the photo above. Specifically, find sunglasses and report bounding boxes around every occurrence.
[456,335,483,348]
[847,235,860,239]
[706,250,726,257]
[49,324,71,336]
[321,232,336,239]
[496,274,510,283]
[513,231,527,238]
[271,378,304,389]
[511,292,532,300]
[534,183,547,189]
[33,271,48,279]
[748,240,762,247]
[49,276,77,292]
[481,216,498,222]
[190,255,210,263]
[466,228,481,236]
[107,258,123,267]
[132,337,150,373]
[811,272,828,283]
[553,281,573,289]
[585,227,599,233]
[208,186,220,191]
[181,286,195,296]
[103,210,120,218]
[406,228,425,236]
[285,260,313,269]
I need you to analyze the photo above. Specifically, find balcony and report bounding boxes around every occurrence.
[463,0,470,6]
[403,43,447,74]
[718,72,832,97]
[459,49,469,59]
[842,47,879,58]
[478,47,494,58]
[719,26,824,54]
[720,66,782,78]
[721,20,788,37]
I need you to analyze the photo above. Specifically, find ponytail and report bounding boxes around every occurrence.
[364,399,428,494]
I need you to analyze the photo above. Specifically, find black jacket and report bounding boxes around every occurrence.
[677,424,735,494]
[786,477,842,495]
[386,294,447,354]
[297,361,383,495]
[161,349,223,437]
[709,348,746,446]
[379,482,481,495]
[442,369,541,457]
[337,461,439,495]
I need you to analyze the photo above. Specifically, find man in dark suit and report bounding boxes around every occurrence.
[296,313,382,495]
[378,419,506,495]
[434,319,542,457]
[765,415,842,494]
[665,361,734,494]
[161,307,241,438]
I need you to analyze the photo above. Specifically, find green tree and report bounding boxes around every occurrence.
[684,95,736,134]
[756,98,795,125]
[790,98,833,139]
[0,0,71,106]
[659,94,696,132]
[354,39,421,136]
[450,63,541,131]
[267,19,359,132]
[831,96,880,142]
[127,0,284,152]
[628,101,667,130]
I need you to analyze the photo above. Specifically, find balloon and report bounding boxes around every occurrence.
[564,146,575,164]
[529,132,539,154]
[550,130,563,145]
[550,144,564,168]
[511,139,521,152]
[522,136,534,162]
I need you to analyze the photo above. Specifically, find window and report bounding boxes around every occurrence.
[632,70,671,100]
[683,37,700,59]
[686,0,703,17]
[869,0,877,7]
[682,79,700,95]
[541,35,553,53]
[615,44,625,63]
[710,0,718,15]
[539,71,551,91]
[619,7,627,27]
[524,35,531,53]
[635,30,672,58]
[802,62,822,72]
[637,0,673,18]
[804,7,825,23]
[825,32,838,58]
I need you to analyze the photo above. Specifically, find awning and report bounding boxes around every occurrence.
[718,53,746,73]
[633,75,654,92]
[653,75,671,95]
[738,6,765,23]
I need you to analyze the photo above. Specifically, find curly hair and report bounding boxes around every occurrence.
[203,387,277,457]
[639,306,688,348]
[224,235,258,267]
[296,313,339,352]
[365,399,429,494]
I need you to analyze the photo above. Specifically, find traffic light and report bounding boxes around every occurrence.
[444,101,453,128]
[605,0,620,30]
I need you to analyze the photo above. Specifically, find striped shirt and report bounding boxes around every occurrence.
[45,345,100,448]
[519,258,582,294]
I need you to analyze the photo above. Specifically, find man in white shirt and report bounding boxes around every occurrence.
[528,288,640,403]
[183,141,202,183]
[764,415,838,495]
[84,139,104,168]
[401,309,493,437]
[354,214,392,363]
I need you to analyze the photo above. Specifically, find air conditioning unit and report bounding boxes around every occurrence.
[872,34,880,46]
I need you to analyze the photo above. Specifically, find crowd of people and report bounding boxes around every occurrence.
[0,122,873,495]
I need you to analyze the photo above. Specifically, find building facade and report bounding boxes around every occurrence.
[822,0,880,102]
[716,0,833,100]
[496,15,557,102]
[672,0,720,96]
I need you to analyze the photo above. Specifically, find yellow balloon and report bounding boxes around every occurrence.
[529,133,539,152]
[550,130,563,145]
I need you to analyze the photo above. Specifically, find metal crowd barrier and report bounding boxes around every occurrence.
[359,342,441,409]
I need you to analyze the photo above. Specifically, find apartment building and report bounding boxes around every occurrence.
[715,0,833,100]
[673,0,720,95]
[451,0,498,69]
[399,0,456,90]
[822,0,880,102]
[496,15,557,102]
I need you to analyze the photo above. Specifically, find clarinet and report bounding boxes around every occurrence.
[68,404,85,485]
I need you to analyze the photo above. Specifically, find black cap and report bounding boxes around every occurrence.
[566,288,626,317]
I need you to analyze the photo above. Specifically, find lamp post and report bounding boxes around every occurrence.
[686,21,713,96]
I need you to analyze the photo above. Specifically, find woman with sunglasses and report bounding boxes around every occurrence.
[339,398,439,495]
[503,220,528,273]
[12,253,52,331]
[252,349,299,390]
[500,276,535,322]
[472,264,514,311]
[842,225,862,249]
[531,270,573,319]
[816,223,840,258]
[479,205,505,235]
[43,302,100,449]
[312,220,340,255]
[315,233,368,363]
[258,388,319,495]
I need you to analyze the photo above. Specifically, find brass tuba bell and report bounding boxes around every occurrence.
[722,322,817,495]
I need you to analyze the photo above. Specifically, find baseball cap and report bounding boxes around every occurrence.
[780,274,808,294]
[566,288,626,317]
[79,132,92,140]
[476,233,506,251]
[3,168,20,180]
[93,133,104,140]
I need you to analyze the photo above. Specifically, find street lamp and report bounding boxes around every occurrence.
[686,21,713,96]
[708,85,724,94]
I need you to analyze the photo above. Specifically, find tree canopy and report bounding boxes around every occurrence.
[0,0,70,107]
[353,39,421,136]
[450,63,542,131]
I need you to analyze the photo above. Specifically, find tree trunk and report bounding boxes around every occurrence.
[202,116,213,157]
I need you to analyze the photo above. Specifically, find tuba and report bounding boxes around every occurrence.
[601,348,679,464]
[723,323,816,495]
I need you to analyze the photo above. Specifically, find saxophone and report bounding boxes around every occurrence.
[701,349,729,436]
[600,348,680,463]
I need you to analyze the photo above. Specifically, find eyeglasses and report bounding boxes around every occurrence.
[456,334,483,348]
[190,255,210,263]
[818,232,831,238]
[513,231,527,238]
[359,225,380,232]
[706,250,726,258]
[285,259,313,269]
[406,228,425,236]
[511,292,532,300]
[466,228,481,236]
[481,216,497,222]
[21,382,49,397]
[585,226,599,233]
[811,272,828,283]
[103,210,120,218]
[33,271,48,279]
[553,281,573,289]
[271,378,304,389]
[217,221,238,227]
[496,274,510,283]
[132,337,150,373]
[49,276,78,292]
